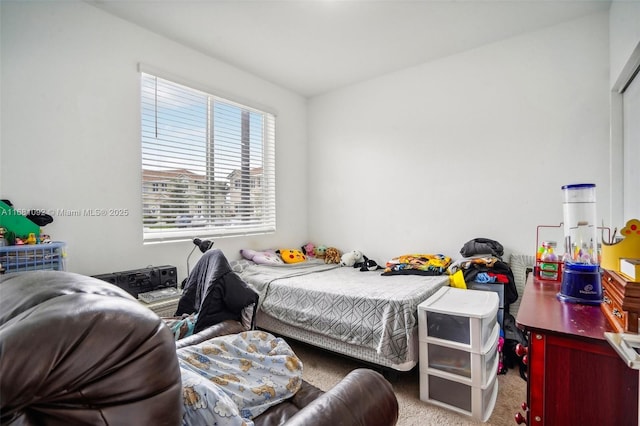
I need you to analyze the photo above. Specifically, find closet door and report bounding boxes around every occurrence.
[623,69,639,220]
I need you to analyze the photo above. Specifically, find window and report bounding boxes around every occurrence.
[140,72,276,242]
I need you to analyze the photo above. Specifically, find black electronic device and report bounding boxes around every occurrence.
[92,265,177,298]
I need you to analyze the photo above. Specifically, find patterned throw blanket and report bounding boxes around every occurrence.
[177,330,303,426]
[383,253,452,275]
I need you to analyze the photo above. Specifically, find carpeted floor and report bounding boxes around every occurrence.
[287,339,527,426]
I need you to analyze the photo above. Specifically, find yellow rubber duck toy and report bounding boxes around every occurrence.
[601,219,640,271]
[25,233,37,245]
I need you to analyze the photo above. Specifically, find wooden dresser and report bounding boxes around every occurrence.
[515,274,638,425]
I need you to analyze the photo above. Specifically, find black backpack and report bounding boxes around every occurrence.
[502,312,528,380]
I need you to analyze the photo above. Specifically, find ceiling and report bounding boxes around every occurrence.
[89,0,612,97]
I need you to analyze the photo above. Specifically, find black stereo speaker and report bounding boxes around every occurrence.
[92,265,177,297]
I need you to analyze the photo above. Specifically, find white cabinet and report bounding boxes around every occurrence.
[417,286,499,422]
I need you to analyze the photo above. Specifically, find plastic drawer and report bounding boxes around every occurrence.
[419,325,499,387]
[419,369,498,422]
[418,287,499,352]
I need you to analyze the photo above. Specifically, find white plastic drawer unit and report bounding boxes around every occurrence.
[418,286,499,352]
[419,326,499,387]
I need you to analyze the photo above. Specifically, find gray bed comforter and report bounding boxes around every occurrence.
[239,261,448,364]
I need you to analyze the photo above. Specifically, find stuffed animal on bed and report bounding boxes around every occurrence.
[277,249,307,264]
[301,242,316,258]
[340,250,364,267]
[314,245,327,259]
[359,255,383,271]
[324,247,341,264]
[240,248,284,265]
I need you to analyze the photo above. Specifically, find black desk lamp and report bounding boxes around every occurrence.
[186,238,214,276]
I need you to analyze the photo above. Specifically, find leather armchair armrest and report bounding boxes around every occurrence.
[175,320,246,349]
[285,368,399,426]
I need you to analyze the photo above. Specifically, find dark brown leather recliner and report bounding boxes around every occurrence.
[0,271,182,426]
[0,271,399,426]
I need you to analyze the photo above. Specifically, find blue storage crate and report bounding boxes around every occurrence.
[0,242,66,273]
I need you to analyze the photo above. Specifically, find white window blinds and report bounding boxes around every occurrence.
[140,72,276,242]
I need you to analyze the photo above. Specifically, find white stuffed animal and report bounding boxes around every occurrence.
[340,250,364,267]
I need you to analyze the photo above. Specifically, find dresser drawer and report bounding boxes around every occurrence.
[602,269,640,311]
[601,286,638,333]
[601,270,639,333]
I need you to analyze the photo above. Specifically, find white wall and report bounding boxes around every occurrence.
[0,0,3,192]
[0,1,308,279]
[0,3,616,277]
[307,12,611,264]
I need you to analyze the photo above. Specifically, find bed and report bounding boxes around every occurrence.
[232,259,449,372]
